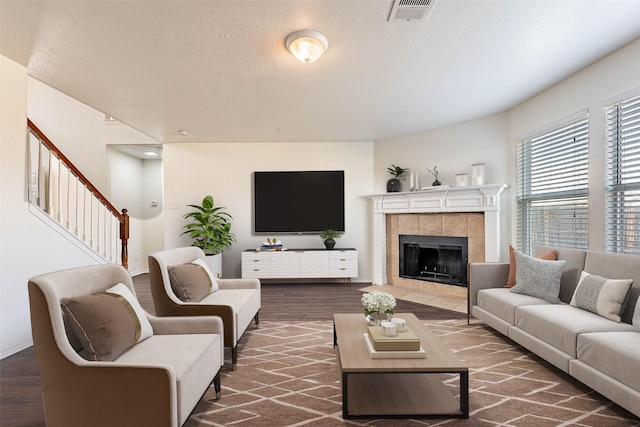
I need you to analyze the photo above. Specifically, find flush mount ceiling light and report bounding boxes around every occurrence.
[285,30,328,63]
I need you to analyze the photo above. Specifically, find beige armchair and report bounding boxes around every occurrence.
[148,247,261,370]
[28,264,224,427]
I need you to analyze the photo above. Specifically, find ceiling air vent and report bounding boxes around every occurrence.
[388,0,435,22]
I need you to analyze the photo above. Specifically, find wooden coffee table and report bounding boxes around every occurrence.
[333,313,469,419]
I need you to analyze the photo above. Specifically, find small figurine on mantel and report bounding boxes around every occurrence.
[428,166,441,186]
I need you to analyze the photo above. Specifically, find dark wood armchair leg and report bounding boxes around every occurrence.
[214,371,221,400]
[232,345,238,371]
[254,311,260,328]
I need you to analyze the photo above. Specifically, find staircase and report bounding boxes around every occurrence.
[27,119,129,268]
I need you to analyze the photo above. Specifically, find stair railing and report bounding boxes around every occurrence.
[27,119,129,269]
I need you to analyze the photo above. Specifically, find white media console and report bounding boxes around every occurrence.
[241,248,358,283]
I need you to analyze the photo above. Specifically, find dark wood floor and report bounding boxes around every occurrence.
[1,276,463,426]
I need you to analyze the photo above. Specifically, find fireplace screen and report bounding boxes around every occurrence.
[399,235,469,286]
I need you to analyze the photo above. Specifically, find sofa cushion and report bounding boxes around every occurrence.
[570,271,633,322]
[514,304,635,357]
[61,283,153,361]
[576,331,640,392]
[634,297,640,332]
[478,288,551,324]
[506,245,558,288]
[510,249,566,304]
[168,259,218,302]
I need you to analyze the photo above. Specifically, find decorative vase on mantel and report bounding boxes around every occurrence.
[386,177,402,192]
[386,164,408,193]
[428,166,440,187]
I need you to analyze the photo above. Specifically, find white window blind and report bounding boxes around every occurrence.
[605,94,640,255]
[517,115,589,255]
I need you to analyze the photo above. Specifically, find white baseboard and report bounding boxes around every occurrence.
[1,339,33,360]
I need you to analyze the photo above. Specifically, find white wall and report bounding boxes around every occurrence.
[108,149,144,214]
[142,159,165,269]
[374,112,512,259]
[508,38,640,251]
[107,148,145,274]
[163,142,374,280]
[0,57,99,357]
[108,148,164,273]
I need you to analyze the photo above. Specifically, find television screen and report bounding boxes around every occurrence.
[253,171,345,234]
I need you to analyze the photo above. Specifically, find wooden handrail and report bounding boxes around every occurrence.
[27,119,130,269]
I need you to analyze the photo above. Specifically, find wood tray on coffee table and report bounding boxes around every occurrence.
[333,313,469,419]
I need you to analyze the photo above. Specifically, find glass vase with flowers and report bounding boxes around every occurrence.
[361,291,397,326]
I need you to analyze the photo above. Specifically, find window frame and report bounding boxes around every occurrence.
[516,112,590,255]
[605,91,640,255]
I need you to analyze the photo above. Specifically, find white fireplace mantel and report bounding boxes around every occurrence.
[369,184,508,285]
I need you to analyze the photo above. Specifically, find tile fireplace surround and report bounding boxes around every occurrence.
[369,184,507,295]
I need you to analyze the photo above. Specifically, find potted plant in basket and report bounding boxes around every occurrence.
[319,228,342,250]
[182,195,235,277]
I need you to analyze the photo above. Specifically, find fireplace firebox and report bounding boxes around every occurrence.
[399,235,468,287]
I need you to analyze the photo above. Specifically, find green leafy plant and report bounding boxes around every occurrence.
[319,229,342,241]
[182,195,235,255]
[387,164,408,178]
[427,166,439,180]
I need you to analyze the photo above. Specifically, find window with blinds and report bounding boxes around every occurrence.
[517,114,589,255]
[605,94,640,255]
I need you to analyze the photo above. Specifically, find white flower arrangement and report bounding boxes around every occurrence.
[361,291,396,316]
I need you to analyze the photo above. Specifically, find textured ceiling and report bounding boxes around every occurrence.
[2,0,640,143]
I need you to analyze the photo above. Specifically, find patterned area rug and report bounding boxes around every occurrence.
[186,319,639,426]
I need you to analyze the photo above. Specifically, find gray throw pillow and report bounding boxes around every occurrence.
[510,249,566,304]
[633,297,640,332]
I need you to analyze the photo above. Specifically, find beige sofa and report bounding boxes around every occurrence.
[470,246,640,417]
[148,247,261,370]
[28,264,224,427]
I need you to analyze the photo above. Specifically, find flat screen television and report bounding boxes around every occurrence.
[253,171,345,234]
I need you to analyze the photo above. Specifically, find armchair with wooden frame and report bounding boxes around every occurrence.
[148,247,261,370]
[28,264,224,427]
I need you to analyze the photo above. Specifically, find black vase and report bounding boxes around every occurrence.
[387,178,402,192]
[432,180,441,186]
[324,238,336,250]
